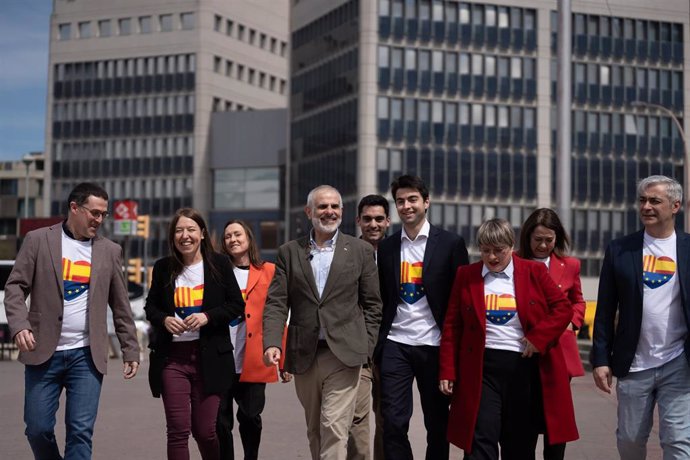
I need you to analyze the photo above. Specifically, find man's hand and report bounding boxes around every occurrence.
[263,347,281,367]
[439,379,454,396]
[521,337,539,358]
[123,361,139,380]
[280,370,293,383]
[164,316,187,335]
[14,329,36,352]
[593,366,613,394]
[183,313,208,332]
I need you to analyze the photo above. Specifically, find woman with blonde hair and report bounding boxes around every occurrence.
[439,218,578,459]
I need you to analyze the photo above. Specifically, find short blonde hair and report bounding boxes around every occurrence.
[477,218,515,249]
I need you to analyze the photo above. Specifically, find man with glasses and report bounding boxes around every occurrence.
[5,182,140,459]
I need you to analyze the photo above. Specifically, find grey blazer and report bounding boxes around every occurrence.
[4,223,140,374]
[263,233,382,374]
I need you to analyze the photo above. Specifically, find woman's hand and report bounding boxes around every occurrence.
[439,380,454,395]
[183,313,209,332]
[521,337,539,357]
[164,316,187,335]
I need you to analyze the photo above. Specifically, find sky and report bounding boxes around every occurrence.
[0,1,52,162]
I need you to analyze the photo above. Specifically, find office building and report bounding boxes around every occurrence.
[288,0,689,278]
[0,152,45,258]
[45,0,288,258]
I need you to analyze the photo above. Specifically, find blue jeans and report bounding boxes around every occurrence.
[24,346,103,460]
[616,352,690,460]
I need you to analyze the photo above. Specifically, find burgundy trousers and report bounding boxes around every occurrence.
[162,341,221,460]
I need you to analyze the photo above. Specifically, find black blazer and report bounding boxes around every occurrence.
[591,230,690,377]
[375,224,469,358]
[145,252,244,397]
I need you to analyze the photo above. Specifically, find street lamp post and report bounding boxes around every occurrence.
[630,101,690,231]
[21,156,34,219]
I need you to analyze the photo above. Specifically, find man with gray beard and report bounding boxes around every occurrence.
[263,185,383,460]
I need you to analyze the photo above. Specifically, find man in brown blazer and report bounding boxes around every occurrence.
[263,185,382,460]
[5,182,140,460]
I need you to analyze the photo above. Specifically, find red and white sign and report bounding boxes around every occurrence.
[113,200,138,221]
[113,200,138,236]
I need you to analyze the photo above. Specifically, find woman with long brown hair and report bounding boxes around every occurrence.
[216,220,286,460]
[145,208,244,459]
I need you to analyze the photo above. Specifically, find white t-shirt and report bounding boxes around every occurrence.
[630,231,687,372]
[388,220,442,346]
[482,259,524,353]
[58,231,92,350]
[229,266,249,374]
[172,260,204,342]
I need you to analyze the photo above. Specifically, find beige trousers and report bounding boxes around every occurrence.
[295,347,362,460]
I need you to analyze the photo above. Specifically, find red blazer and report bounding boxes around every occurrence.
[238,262,285,383]
[439,255,579,452]
[548,254,586,377]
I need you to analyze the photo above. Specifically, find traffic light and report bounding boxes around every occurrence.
[128,258,142,284]
[136,215,150,239]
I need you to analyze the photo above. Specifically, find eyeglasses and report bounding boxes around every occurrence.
[79,205,109,220]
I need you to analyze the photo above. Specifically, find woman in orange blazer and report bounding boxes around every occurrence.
[216,220,286,460]
[518,208,586,460]
[439,219,578,460]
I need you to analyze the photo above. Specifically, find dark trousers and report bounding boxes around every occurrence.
[379,339,449,460]
[464,349,542,460]
[216,375,266,460]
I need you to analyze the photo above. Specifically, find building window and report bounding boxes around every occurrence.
[214,14,222,32]
[181,12,195,30]
[79,21,92,39]
[139,16,152,34]
[58,23,71,40]
[214,167,280,210]
[119,18,132,35]
[226,20,234,36]
[160,14,173,32]
[214,56,221,73]
[98,20,111,37]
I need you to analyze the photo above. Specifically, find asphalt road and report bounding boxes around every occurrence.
[0,358,661,459]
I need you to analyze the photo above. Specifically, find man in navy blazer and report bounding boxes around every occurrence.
[375,175,469,460]
[592,175,690,459]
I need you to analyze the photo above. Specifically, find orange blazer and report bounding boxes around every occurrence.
[439,255,579,452]
[548,254,586,377]
[238,262,284,383]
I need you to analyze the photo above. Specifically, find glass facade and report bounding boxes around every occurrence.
[290,0,686,277]
[552,11,685,275]
[50,53,197,259]
[290,0,360,236]
[376,0,538,250]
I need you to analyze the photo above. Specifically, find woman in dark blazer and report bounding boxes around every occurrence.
[518,208,587,460]
[145,208,244,460]
[439,218,578,460]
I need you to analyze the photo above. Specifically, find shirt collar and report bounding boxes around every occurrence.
[310,229,338,250]
[482,257,515,279]
[401,219,430,242]
[62,219,91,242]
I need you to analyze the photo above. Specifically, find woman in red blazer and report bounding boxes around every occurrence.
[216,220,286,460]
[518,208,586,460]
[439,218,578,459]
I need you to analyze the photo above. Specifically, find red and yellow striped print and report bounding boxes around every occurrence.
[62,258,91,283]
[174,284,204,308]
[484,293,517,311]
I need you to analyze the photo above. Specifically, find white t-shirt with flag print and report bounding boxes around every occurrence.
[630,231,687,372]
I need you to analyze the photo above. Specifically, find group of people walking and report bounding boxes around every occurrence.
[5,173,690,460]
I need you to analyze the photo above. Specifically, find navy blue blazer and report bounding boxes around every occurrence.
[591,230,690,377]
[375,223,469,358]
